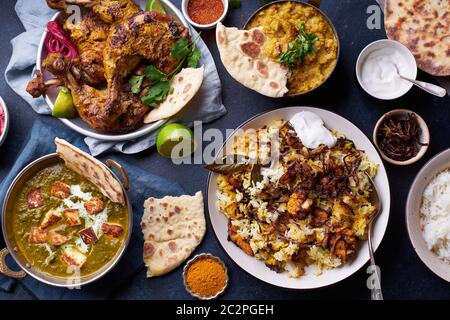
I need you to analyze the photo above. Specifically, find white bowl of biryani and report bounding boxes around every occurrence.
[407,149,450,282]
[207,106,391,289]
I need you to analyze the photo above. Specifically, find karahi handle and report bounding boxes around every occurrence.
[0,248,26,279]
[105,159,131,191]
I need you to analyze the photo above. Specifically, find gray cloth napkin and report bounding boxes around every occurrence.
[5,0,227,156]
[375,0,450,96]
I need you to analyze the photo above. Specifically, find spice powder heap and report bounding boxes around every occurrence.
[187,0,224,25]
[185,256,227,298]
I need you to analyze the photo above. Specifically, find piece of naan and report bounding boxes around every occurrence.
[385,0,450,76]
[55,138,125,204]
[216,22,289,97]
[144,67,204,123]
[141,191,205,277]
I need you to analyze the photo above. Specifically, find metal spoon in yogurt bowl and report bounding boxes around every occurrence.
[391,64,446,98]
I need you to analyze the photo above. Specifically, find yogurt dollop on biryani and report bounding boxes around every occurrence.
[216,113,378,278]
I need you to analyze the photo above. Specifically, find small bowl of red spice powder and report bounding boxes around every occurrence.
[183,253,229,299]
[182,0,228,29]
[0,96,10,147]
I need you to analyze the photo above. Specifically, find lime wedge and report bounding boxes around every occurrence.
[52,87,77,119]
[156,123,196,159]
[146,0,166,13]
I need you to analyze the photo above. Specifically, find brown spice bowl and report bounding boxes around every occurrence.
[183,253,229,300]
[373,109,430,166]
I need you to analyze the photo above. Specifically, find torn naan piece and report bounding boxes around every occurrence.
[385,0,450,76]
[216,22,289,97]
[141,191,205,277]
[55,138,125,204]
[144,66,204,123]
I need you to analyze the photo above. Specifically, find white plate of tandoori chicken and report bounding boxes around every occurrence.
[26,0,205,141]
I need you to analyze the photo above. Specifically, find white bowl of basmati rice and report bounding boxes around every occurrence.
[407,148,450,282]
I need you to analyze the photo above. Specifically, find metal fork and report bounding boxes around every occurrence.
[364,172,383,300]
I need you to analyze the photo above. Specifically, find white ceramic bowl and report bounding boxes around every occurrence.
[36,0,188,141]
[406,148,450,282]
[207,106,391,289]
[373,109,429,166]
[356,39,417,100]
[0,96,10,147]
[181,0,228,29]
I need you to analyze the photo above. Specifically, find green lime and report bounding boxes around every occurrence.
[156,123,196,159]
[52,87,77,118]
[146,0,166,13]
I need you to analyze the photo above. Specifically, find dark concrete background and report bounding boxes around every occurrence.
[0,0,449,299]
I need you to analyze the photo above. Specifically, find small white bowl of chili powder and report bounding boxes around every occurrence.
[182,0,228,30]
[0,96,9,147]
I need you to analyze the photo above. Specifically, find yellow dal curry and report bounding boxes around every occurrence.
[247,1,338,94]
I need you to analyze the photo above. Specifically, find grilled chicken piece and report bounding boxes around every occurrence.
[47,0,140,25]
[228,221,254,256]
[103,11,189,114]
[26,71,64,98]
[328,228,356,263]
[287,190,313,219]
[63,11,109,85]
[311,208,329,227]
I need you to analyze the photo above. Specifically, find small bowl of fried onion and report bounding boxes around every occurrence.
[373,109,429,166]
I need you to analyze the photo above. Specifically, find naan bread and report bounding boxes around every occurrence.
[55,138,125,204]
[144,67,204,123]
[216,22,289,97]
[385,0,450,76]
[141,191,205,277]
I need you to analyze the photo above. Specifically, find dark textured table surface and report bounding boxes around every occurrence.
[1,0,449,300]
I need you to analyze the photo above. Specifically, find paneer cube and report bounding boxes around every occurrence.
[40,209,62,229]
[84,197,105,215]
[29,227,48,244]
[80,226,98,245]
[51,181,70,199]
[27,189,44,209]
[63,209,81,226]
[49,231,69,246]
[61,247,87,269]
[101,223,123,237]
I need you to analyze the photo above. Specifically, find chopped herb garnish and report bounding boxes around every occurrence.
[141,80,172,108]
[171,38,191,60]
[170,33,202,73]
[187,46,202,68]
[279,22,318,69]
[144,65,168,82]
[129,75,144,94]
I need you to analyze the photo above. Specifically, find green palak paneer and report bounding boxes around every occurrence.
[12,164,128,277]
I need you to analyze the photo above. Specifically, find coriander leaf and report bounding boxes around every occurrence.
[144,65,167,82]
[129,75,144,94]
[279,21,318,68]
[171,38,190,60]
[187,46,201,68]
[229,0,241,8]
[141,80,172,108]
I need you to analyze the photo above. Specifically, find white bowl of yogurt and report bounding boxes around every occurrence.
[356,39,417,100]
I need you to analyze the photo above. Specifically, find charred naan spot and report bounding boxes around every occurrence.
[178,77,184,82]
[159,249,164,256]
[252,29,265,45]
[424,41,435,48]
[169,211,175,217]
[167,229,173,235]
[174,206,181,213]
[240,41,260,58]
[168,241,177,252]
[243,32,249,37]
[163,216,168,222]
[141,222,146,228]
[218,31,225,44]
[256,60,268,77]
[144,242,155,258]
[269,81,279,89]
[162,203,168,208]
[183,83,192,94]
